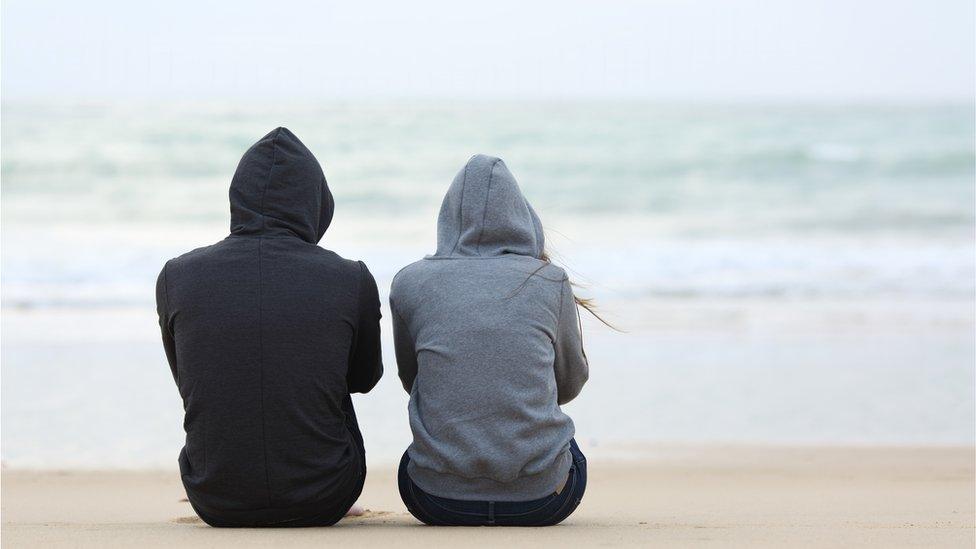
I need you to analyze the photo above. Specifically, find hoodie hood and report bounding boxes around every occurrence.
[229,127,334,244]
[434,154,544,258]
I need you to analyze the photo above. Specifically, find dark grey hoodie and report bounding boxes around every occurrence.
[390,155,589,501]
[155,128,382,525]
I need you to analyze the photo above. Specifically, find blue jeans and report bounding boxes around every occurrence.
[398,439,587,526]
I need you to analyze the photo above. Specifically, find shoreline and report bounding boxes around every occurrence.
[3,445,973,548]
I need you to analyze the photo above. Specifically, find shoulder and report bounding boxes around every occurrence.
[508,259,570,309]
[310,246,363,273]
[302,248,377,296]
[390,259,428,297]
[160,243,218,278]
[509,256,569,286]
[536,261,569,284]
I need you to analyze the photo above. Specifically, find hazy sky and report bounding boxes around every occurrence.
[2,0,973,101]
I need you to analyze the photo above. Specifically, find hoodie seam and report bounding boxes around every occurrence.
[423,254,555,264]
[159,261,180,387]
[390,302,416,342]
[257,237,273,509]
[448,161,470,255]
[160,260,172,323]
[256,130,279,508]
[474,159,500,256]
[556,278,566,339]
[350,261,366,373]
[258,129,281,232]
[226,233,307,242]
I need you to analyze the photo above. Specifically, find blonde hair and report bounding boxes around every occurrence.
[539,251,616,330]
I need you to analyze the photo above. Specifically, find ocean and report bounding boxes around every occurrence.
[2,101,973,468]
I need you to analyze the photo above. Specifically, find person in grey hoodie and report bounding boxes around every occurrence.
[390,154,590,526]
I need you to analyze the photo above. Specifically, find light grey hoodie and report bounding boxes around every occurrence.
[390,155,589,501]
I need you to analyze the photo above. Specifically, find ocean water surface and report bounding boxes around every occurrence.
[2,101,973,467]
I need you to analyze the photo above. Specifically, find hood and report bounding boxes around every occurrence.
[229,127,333,244]
[434,154,544,258]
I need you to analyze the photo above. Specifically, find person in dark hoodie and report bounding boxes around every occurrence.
[155,128,382,527]
[390,155,590,526]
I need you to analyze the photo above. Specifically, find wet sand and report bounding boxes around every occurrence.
[2,445,973,548]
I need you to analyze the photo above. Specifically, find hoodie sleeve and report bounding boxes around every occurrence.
[391,300,418,393]
[554,277,589,405]
[347,261,383,394]
[155,262,179,386]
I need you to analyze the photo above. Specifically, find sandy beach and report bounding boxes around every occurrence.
[3,445,972,548]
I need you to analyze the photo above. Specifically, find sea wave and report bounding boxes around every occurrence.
[2,102,973,310]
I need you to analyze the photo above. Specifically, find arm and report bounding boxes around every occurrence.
[390,297,418,393]
[156,262,179,386]
[347,261,383,394]
[554,278,589,405]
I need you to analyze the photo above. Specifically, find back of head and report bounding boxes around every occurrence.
[229,127,334,244]
[433,154,545,258]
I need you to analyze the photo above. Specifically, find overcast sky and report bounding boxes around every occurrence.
[2,0,973,101]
